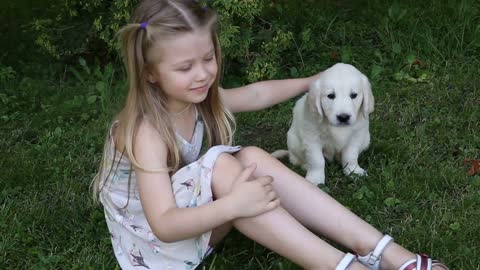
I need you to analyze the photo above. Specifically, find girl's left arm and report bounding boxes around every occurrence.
[221,73,321,113]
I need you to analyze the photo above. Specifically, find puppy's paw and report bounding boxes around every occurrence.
[343,165,367,177]
[305,169,325,185]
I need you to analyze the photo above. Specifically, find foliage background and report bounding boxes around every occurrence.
[1,0,479,269]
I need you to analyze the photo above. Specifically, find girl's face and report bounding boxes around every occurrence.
[147,28,218,112]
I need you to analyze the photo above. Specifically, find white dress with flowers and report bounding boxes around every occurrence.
[99,116,241,270]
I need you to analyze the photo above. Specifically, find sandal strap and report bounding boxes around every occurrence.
[357,234,394,269]
[336,253,357,270]
[399,254,449,270]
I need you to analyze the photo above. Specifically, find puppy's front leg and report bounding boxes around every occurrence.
[304,143,326,185]
[341,146,367,177]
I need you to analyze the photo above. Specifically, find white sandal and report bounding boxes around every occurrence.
[336,253,357,270]
[357,235,449,270]
[357,235,394,269]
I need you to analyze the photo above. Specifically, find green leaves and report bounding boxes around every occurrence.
[289,67,299,78]
[68,58,116,112]
[449,221,461,231]
[353,186,374,201]
[384,197,401,207]
[87,95,98,105]
[341,46,352,63]
[246,29,294,82]
[0,65,16,82]
[392,42,402,55]
[387,3,408,24]
[370,65,384,80]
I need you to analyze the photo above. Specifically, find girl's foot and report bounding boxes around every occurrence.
[357,235,448,270]
[335,253,369,270]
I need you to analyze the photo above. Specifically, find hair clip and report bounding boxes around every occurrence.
[140,22,148,29]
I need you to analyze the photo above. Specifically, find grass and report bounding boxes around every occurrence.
[1,0,480,269]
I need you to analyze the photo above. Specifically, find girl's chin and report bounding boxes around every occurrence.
[190,92,209,104]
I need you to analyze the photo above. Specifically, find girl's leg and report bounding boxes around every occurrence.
[211,153,368,270]
[209,222,232,247]
[233,147,431,270]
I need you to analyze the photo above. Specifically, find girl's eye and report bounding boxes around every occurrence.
[327,93,335,99]
[178,66,191,71]
[205,56,214,62]
[350,93,358,99]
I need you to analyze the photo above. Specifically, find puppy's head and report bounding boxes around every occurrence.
[308,63,374,126]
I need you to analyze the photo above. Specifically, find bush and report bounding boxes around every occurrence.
[32,0,136,59]
[31,0,298,81]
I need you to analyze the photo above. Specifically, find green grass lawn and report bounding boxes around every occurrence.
[1,0,479,269]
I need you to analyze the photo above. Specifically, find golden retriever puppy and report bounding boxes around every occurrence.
[273,63,374,184]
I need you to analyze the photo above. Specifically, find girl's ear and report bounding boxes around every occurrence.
[147,73,157,84]
[146,69,157,84]
[144,65,158,84]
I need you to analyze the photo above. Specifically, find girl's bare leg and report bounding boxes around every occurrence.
[234,147,436,270]
[211,153,368,270]
[208,222,232,247]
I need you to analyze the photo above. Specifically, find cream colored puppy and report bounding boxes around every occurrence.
[273,63,374,184]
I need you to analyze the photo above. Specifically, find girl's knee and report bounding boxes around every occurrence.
[211,153,243,197]
[235,146,269,164]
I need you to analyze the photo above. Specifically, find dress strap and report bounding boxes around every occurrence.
[194,105,199,121]
[109,120,119,151]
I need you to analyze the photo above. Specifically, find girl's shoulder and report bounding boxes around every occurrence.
[134,119,169,164]
[112,118,168,157]
[137,118,166,143]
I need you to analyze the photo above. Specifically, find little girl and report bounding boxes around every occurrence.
[92,0,448,269]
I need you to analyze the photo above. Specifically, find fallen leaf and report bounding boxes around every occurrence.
[464,159,480,176]
[330,51,340,61]
[411,59,426,67]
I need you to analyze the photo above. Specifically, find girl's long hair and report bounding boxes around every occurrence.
[92,0,235,202]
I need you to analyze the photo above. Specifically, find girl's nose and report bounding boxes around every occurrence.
[195,64,209,81]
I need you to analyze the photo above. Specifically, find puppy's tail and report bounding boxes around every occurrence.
[271,149,289,159]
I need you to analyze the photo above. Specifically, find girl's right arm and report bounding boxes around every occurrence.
[134,120,279,243]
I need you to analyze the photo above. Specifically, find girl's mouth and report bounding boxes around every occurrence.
[190,85,208,93]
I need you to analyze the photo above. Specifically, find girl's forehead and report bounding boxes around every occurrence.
[150,29,214,64]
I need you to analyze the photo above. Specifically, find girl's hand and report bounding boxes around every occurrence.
[226,164,280,219]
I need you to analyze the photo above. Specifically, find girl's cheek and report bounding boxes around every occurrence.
[209,64,218,76]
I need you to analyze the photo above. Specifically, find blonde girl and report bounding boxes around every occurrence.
[92,0,448,269]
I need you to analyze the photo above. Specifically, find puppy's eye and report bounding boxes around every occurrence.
[327,93,336,99]
[350,93,358,99]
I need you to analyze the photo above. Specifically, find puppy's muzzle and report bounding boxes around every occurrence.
[336,114,351,124]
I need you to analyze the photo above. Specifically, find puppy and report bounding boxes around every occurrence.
[273,63,374,184]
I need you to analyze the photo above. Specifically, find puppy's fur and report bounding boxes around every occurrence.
[273,63,374,184]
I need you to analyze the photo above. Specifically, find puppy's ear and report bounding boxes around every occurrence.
[361,75,374,117]
[307,78,323,120]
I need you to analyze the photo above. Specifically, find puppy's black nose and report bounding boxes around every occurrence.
[337,114,350,123]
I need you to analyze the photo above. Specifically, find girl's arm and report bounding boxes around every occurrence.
[134,120,234,243]
[134,120,277,243]
[221,73,321,113]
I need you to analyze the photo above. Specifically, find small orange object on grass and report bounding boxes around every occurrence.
[464,159,480,176]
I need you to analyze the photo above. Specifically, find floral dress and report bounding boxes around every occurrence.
[99,116,241,270]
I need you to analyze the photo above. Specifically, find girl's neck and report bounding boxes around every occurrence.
[172,104,197,143]
[170,103,192,118]
[168,100,193,117]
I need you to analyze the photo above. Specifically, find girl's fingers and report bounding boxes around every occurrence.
[258,175,274,186]
[267,190,277,201]
[263,184,274,193]
[237,163,257,182]
[266,198,281,211]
